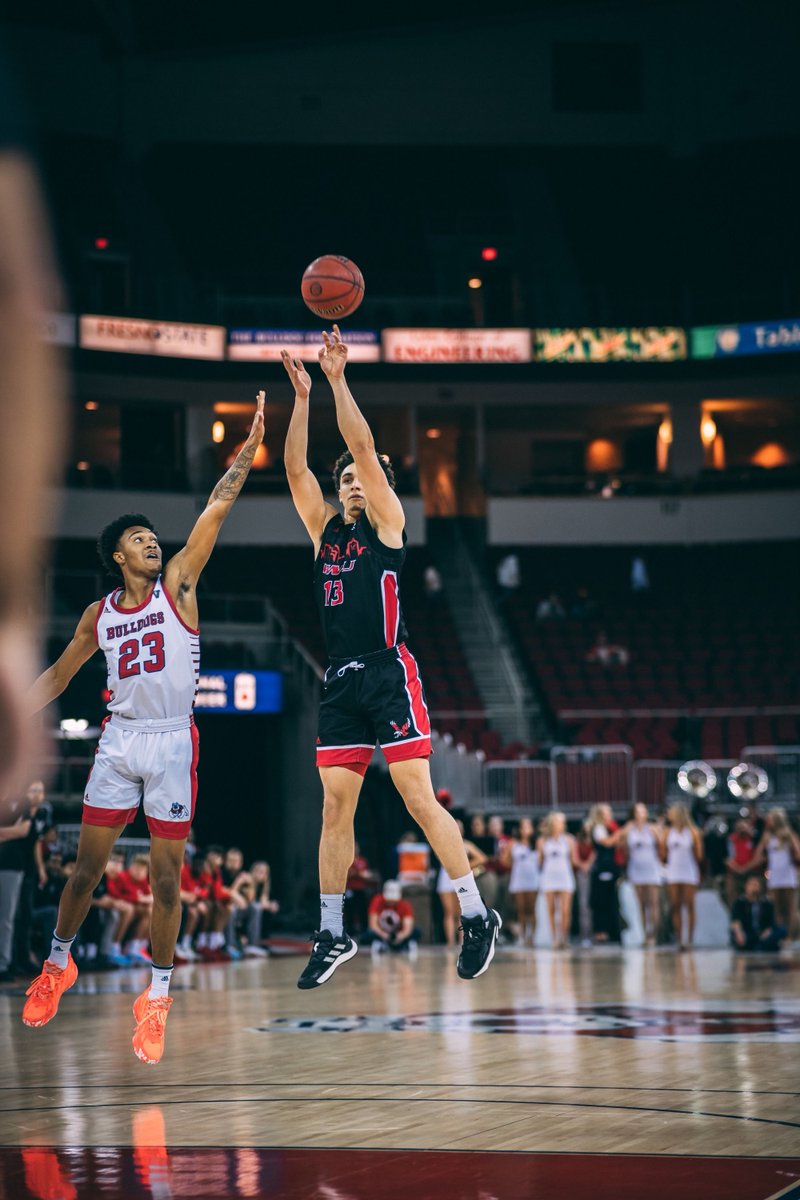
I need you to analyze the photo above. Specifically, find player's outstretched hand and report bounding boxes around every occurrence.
[318,324,348,379]
[281,351,312,400]
[247,390,266,444]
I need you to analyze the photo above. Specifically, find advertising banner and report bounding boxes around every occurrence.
[80,315,226,360]
[39,312,77,347]
[691,319,800,359]
[228,328,380,362]
[194,671,283,714]
[382,328,532,363]
[533,327,687,362]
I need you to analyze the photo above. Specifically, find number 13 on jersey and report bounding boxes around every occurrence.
[323,579,344,607]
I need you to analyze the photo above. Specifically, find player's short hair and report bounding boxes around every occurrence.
[332,450,396,493]
[97,514,157,580]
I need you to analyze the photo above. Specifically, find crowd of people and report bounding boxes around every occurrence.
[0,786,279,978]
[347,801,800,955]
[2,781,798,978]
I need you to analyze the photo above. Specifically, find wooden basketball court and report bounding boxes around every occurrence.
[2,946,799,1198]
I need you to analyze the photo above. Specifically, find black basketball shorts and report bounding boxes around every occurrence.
[316,642,432,773]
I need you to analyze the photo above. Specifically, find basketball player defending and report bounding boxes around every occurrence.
[21,393,265,1063]
[282,327,501,987]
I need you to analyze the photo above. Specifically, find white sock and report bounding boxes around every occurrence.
[209,931,225,950]
[320,894,344,937]
[111,942,122,956]
[179,935,192,950]
[451,873,488,920]
[148,963,173,999]
[47,932,76,970]
[197,932,208,948]
[85,943,98,961]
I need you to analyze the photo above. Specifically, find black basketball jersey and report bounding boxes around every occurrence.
[314,512,409,659]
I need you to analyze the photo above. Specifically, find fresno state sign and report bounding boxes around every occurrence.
[382,328,532,363]
[80,315,226,360]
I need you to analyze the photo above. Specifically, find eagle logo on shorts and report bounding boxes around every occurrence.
[390,719,411,739]
[169,802,189,819]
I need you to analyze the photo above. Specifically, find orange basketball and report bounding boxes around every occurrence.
[301,255,365,320]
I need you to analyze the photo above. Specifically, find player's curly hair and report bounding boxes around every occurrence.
[332,450,396,493]
[97,513,157,581]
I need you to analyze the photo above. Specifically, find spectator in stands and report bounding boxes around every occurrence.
[423,564,444,607]
[486,815,512,929]
[538,811,579,949]
[630,555,651,603]
[31,850,68,962]
[503,818,539,946]
[395,831,432,889]
[702,812,730,896]
[177,848,209,961]
[345,841,379,934]
[535,593,565,621]
[574,824,595,946]
[12,780,53,974]
[724,818,755,909]
[730,875,785,952]
[83,859,137,968]
[467,814,498,911]
[220,848,255,959]
[437,821,487,947]
[243,861,279,956]
[194,846,235,960]
[748,808,800,941]
[586,804,622,944]
[106,853,154,962]
[660,803,703,951]
[586,631,630,668]
[364,880,419,957]
[496,553,521,605]
[0,808,33,980]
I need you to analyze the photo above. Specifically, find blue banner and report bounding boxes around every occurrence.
[194,671,283,714]
[692,319,800,359]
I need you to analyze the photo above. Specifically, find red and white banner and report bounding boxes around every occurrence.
[80,316,226,360]
[382,328,532,364]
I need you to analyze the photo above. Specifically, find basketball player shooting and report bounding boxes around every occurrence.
[21,392,265,1063]
[282,327,501,988]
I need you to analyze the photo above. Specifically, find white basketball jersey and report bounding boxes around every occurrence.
[95,576,200,720]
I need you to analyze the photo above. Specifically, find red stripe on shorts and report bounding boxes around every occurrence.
[82,804,137,828]
[381,571,399,648]
[397,644,431,736]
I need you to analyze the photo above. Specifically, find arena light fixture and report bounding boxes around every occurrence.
[700,414,717,445]
[468,277,483,289]
[84,401,99,412]
[677,760,717,798]
[727,762,769,800]
[658,417,673,444]
[426,428,442,439]
[481,247,498,261]
[212,420,225,443]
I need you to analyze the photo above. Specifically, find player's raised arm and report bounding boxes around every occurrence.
[282,351,337,551]
[27,602,101,714]
[164,392,265,613]
[319,325,405,540]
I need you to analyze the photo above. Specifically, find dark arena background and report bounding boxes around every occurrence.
[1,2,799,1198]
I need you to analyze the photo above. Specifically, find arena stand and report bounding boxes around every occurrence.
[489,542,800,762]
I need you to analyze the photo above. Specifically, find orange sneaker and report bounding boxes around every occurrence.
[22,956,78,1028]
[132,988,173,1064]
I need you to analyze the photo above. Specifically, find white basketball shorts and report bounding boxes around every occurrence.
[82,714,198,840]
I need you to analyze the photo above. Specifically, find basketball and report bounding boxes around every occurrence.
[301,254,365,319]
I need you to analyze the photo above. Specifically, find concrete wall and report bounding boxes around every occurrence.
[488,492,800,546]
[49,489,426,546]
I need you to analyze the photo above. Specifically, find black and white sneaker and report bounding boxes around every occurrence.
[456,908,502,980]
[297,930,358,990]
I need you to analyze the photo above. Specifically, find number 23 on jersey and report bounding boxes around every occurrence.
[118,631,166,678]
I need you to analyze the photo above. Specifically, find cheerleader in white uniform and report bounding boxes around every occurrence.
[622,802,663,945]
[437,820,487,947]
[750,808,800,939]
[504,817,540,946]
[659,803,703,949]
[537,812,579,948]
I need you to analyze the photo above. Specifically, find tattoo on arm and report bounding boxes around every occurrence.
[210,439,258,504]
